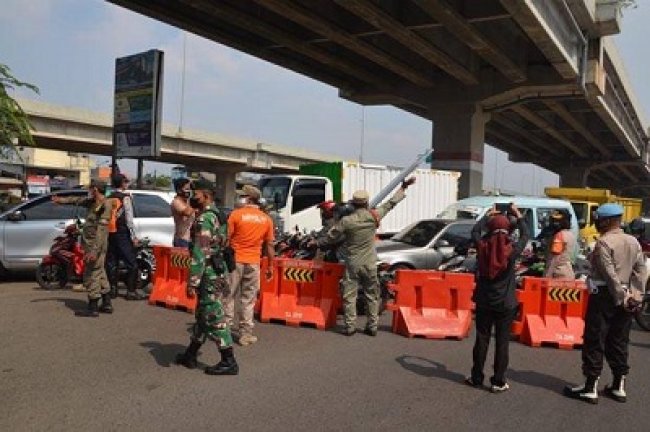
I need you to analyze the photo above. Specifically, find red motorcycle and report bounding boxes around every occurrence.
[36,222,84,290]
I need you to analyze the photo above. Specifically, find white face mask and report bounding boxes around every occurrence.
[238,197,249,205]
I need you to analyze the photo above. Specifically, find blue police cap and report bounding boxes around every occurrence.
[595,203,624,219]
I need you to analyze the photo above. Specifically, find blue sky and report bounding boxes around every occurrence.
[1,0,648,195]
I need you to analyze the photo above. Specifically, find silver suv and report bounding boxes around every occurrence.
[0,189,175,276]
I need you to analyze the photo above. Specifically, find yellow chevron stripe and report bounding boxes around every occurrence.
[548,287,581,303]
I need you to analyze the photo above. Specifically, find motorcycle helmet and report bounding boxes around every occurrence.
[318,200,337,219]
[628,217,645,236]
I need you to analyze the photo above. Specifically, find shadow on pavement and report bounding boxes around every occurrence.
[31,297,87,313]
[507,369,570,394]
[140,342,187,368]
[396,355,465,384]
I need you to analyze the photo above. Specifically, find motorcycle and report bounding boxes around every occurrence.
[36,222,155,292]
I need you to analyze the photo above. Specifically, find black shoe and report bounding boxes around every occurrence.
[175,341,201,369]
[465,376,483,388]
[604,375,627,403]
[363,328,377,337]
[125,290,146,301]
[564,376,599,404]
[75,298,100,318]
[340,328,356,336]
[109,286,118,299]
[99,294,113,314]
[205,347,239,376]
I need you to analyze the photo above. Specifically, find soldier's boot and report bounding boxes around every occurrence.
[75,298,100,318]
[205,347,239,376]
[605,375,627,403]
[99,293,113,314]
[125,269,146,301]
[564,376,599,404]
[175,340,202,369]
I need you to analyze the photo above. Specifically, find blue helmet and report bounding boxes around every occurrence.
[595,203,624,219]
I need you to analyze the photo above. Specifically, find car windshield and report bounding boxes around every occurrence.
[258,177,291,210]
[392,220,447,247]
[437,203,484,220]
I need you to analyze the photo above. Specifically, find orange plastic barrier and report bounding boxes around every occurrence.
[513,277,589,349]
[148,246,197,313]
[386,270,475,339]
[260,258,345,329]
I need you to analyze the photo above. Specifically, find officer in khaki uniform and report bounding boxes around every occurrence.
[565,203,646,404]
[316,178,415,336]
[53,180,113,317]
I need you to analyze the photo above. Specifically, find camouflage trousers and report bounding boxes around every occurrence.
[83,247,109,300]
[190,269,233,349]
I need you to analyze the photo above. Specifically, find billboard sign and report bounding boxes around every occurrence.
[113,49,164,158]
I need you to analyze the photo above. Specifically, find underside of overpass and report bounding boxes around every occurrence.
[107,0,649,197]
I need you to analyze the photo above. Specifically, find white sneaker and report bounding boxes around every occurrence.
[238,334,258,346]
[490,382,510,393]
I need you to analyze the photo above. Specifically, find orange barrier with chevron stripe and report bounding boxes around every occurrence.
[513,277,589,349]
[260,258,344,329]
[148,246,197,313]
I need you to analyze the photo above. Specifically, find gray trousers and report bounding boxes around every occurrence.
[223,263,260,336]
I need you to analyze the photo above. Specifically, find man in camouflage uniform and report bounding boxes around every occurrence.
[53,179,113,317]
[315,178,416,336]
[175,179,238,376]
[565,203,646,404]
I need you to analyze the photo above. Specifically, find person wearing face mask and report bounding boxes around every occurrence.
[541,209,576,279]
[171,178,196,248]
[52,180,113,317]
[223,184,275,346]
[175,179,238,375]
[564,204,646,404]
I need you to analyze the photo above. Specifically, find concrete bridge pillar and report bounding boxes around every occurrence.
[214,169,238,208]
[430,104,489,198]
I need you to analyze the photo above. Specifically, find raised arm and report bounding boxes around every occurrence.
[375,177,415,220]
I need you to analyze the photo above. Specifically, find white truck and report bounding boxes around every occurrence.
[258,160,460,235]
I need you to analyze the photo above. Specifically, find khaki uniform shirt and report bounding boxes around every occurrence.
[590,228,647,306]
[58,196,112,255]
[319,189,405,267]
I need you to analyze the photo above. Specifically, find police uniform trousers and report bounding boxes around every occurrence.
[341,262,379,331]
[582,289,633,378]
[83,245,110,300]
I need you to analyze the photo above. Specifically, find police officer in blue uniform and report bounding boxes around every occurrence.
[565,204,646,404]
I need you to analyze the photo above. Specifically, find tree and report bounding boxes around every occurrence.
[0,64,39,161]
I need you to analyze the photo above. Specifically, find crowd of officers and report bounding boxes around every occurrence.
[53,175,647,403]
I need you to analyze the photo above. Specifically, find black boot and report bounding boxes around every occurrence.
[564,376,599,404]
[109,285,118,299]
[175,340,202,369]
[605,375,627,403]
[99,294,113,314]
[75,298,100,318]
[205,347,239,376]
[125,269,146,300]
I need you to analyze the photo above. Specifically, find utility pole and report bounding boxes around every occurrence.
[359,106,365,163]
[178,32,188,134]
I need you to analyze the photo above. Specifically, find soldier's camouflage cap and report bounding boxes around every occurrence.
[192,179,216,192]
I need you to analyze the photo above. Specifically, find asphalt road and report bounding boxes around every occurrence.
[2,280,650,432]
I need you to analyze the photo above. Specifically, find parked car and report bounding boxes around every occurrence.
[0,189,175,276]
[376,219,475,270]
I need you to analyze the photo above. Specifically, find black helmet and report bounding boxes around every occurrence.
[628,217,645,235]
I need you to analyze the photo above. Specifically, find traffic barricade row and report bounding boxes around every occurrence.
[148,246,592,349]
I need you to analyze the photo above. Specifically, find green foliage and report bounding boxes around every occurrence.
[143,173,171,189]
[0,63,39,160]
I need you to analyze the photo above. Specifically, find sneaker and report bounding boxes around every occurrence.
[238,334,258,346]
[465,377,482,388]
[490,382,510,393]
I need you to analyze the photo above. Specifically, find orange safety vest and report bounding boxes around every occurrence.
[107,193,126,234]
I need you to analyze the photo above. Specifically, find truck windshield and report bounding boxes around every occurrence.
[258,177,291,210]
[571,202,588,224]
[437,203,482,220]
[392,220,447,247]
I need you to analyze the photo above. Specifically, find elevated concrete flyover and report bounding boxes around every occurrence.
[18,98,334,204]
[107,0,649,197]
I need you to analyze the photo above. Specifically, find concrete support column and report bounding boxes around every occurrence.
[430,104,489,198]
[214,169,238,208]
[559,166,589,187]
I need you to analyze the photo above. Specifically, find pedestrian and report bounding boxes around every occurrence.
[542,209,576,279]
[52,180,113,317]
[564,203,646,404]
[171,177,195,248]
[106,173,144,300]
[223,184,275,346]
[175,179,238,375]
[314,178,415,336]
[466,203,528,393]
